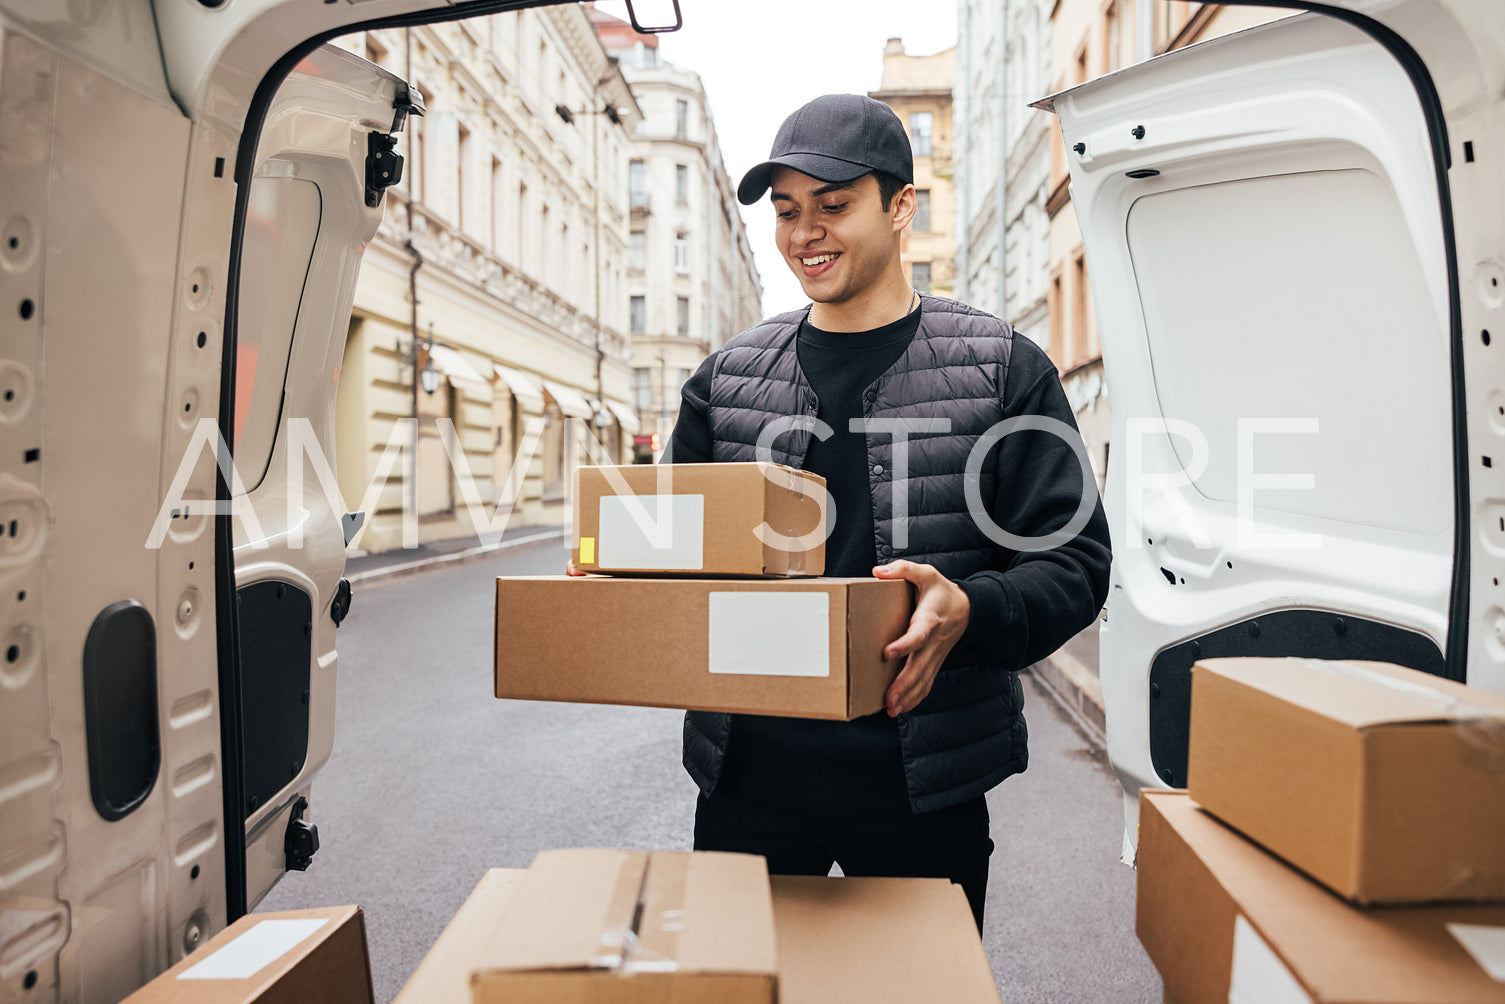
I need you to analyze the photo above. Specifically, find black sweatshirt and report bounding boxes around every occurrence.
[668,302,1112,758]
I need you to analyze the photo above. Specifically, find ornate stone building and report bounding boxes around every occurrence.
[591,7,763,461]
[870,39,957,301]
[333,9,641,552]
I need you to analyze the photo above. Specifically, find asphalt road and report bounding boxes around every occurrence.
[259,537,1162,1002]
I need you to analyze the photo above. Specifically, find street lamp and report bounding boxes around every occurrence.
[419,354,441,395]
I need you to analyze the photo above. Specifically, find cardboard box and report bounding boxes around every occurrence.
[1137,791,1505,1004]
[495,575,912,719]
[394,871,526,1004]
[771,875,1001,1003]
[429,850,778,1003]
[571,463,826,577]
[399,868,1001,1004]
[123,905,373,1004]
[1187,657,1505,903]
[470,849,778,1003]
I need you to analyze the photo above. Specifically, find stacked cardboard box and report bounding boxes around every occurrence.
[123,905,374,1004]
[395,849,1001,1003]
[1136,657,1505,1002]
[496,463,914,719]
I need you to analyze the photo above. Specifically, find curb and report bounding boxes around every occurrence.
[346,528,568,586]
[1029,646,1106,745]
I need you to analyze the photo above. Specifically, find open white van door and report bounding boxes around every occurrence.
[0,2,439,998]
[1036,0,1505,847]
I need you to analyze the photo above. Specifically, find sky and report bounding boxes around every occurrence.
[592,0,959,317]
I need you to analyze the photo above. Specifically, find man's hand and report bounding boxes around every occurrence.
[873,560,971,717]
[565,560,586,576]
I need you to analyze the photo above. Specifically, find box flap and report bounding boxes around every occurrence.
[478,849,646,973]
[1196,657,1505,729]
[770,876,999,1003]
[657,852,778,976]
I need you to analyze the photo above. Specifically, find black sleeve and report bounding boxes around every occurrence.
[952,344,1113,671]
[662,353,717,464]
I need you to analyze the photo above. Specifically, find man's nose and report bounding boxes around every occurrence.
[792,212,824,245]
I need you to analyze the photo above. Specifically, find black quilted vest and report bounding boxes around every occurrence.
[683,296,1029,813]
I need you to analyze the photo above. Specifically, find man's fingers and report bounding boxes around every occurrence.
[884,623,927,661]
[886,650,938,715]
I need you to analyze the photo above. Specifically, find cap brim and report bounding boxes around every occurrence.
[736,153,874,205]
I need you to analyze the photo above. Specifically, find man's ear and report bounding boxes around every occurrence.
[890,183,917,232]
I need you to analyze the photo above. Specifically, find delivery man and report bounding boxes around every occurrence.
[587,94,1112,931]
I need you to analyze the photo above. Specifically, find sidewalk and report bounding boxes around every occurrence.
[344,523,567,585]
[346,528,1109,742]
[1028,618,1105,743]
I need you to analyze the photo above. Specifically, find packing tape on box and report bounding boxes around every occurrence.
[593,926,680,975]
[1302,659,1505,772]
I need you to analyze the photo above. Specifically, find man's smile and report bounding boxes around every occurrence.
[800,251,841,276]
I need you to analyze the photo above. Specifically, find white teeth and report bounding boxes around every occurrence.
[802,254,837,266]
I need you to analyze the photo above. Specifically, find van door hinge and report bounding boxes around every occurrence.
[364,131,403,208]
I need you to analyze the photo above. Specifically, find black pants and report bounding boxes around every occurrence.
[692,726,994,932]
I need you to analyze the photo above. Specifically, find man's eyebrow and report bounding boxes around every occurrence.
[770,181,857,202]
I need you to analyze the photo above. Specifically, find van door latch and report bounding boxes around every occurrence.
[365,132,403,208]
[284,796,320,871]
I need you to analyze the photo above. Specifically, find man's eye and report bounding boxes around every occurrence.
[823,202,847,213]
[776,210,796,220]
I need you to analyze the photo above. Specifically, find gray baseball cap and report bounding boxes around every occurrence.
[737,93,914,206]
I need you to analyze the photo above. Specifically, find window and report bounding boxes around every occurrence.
[629,159,646,208]
[677,296,690,336]
[914,189,931,231]
[516,181,528,264]
[675,99,689,139]
[490,156,504,252]
[630,295,646,334]
[364,33,388,70]
[674,232,689,274]
[457,121,471,230]
[1073,250,1092,362]
[1104,0,1121,74]
[629,231,646,271]
[541,403,567,500]
[909,111,933,157]
[539,204,551,281]
[912,261,932,294]
[675,163,689,204]
[632,367,653,409]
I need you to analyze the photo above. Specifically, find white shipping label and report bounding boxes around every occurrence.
[1448,923,1505,982]
[1228,915,1311,1004]
[708,592,829,677]
[598,494,704,570]
[177,918,329,980]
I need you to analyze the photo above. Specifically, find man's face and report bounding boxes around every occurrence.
[770,167,908,306]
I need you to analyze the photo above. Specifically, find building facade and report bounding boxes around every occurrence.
[954,0,1288,494]
[1042,1,1288,488]
[333,10,641,553]
[955,0,1052,352]
[592,9,763,461]
[871,39,957,300]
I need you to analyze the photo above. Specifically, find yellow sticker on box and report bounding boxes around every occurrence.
[580,537,595,563]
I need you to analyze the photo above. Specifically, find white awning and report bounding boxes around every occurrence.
[492,363,545,412]
[541,380,594,419]
[426,344,488,386]
[604,399,640,434]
